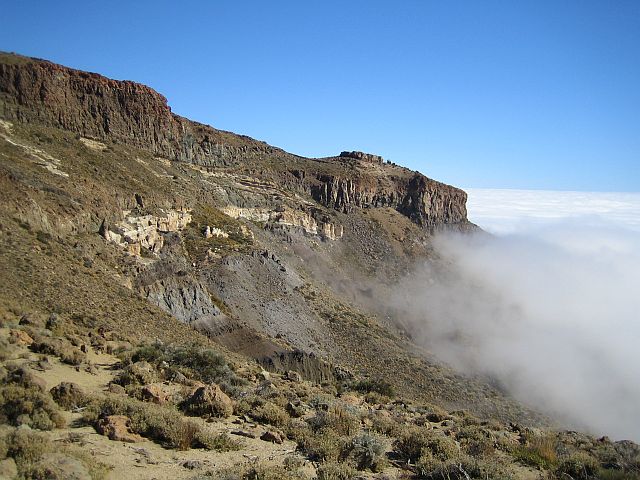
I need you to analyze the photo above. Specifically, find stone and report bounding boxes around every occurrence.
[9,329,34,345]
[286,401,305,418]
[260,430,284,444]
[181,460,204,470]
[50,382,85,409]
[182,384,233,417]
[172,371,188,384]
[257,370,271,381]
[231,429,258,439]
[140,383,170,405]
[108,383,126,394]
[31,453,91,480]
[285,370,302,382]
[96,415,144,443]
[18,314,35,326]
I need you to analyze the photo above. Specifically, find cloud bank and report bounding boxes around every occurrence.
[399,189,640,441]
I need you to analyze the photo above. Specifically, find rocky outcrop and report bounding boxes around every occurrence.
[142,276,224,325]
[221,205,344,240]
[96,415,144,443]
[100,209,191,255]
[339,150,384,164]
[0,52,470,230]
[181,383,233,417]
[0,52,286,167]
[306,171,468,228]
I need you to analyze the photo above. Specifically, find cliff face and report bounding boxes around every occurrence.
[0,52,469,229]
[0,53,283,167]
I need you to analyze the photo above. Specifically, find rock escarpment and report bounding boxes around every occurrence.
[304,170,468,227]
[0,51,469,229]
[0,53,283,167]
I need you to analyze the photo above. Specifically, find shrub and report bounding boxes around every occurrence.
[194,430,240,452]
[114,361,157,387]
[130,342,244,390]
[416,452,486,480]
[30,337,85,365]
[368,411,403,437]
[316,461,358,480]
[308,404,360,436]
[555,452,600,479]
[0,383,65,430]
[349,433,388,471]
[82,394,239,451]
[394,426,458,464]
[512,434,558,470]
[456,425,495,457]
[299,428,348,462]
[350,378,395,398]
[50,382,87,410]
[7,429,54,474]
[213,461,306,480]
[251,402,289,427]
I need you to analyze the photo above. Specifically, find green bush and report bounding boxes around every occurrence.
[299,428,348,462]
[7,429,53,474]
[83,394,239,451]
[0,383,65,430]
[350,378,395,398]
[316,461,357,480]
[555,452,599,479]
[349,433,388,472]
[308,404,360,436]
[512,434,558,470]
[129,343,245,391]
[394,426,458,464]
[213,461,306,480]
[456,425,495,457]
[251,401,289,427]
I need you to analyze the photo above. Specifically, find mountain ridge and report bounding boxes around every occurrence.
[0,51,470,230]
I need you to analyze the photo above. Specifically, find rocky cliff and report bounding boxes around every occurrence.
[0,52,470,230]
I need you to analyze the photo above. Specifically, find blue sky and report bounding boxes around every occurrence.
[2,1,639,191]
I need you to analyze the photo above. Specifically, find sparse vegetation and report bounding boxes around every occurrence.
[250,401,290,427]
[349,378,395,398]
[128,342,244,391]
[348,432,388,471]
[0,367,65,430]
[512,433,558,470]
[82,394,240,451]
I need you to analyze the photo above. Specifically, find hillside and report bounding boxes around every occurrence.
[0,51,638,479]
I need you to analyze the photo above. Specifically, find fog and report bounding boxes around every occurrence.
[395,189,640,441]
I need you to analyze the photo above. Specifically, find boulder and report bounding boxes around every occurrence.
[141,383,170,405]
[96,415,144,443]
[260,430,285,444]
[286,401,305,418]
[182,384,233,417]
[9,329,34,345]
[31,453,91,480]
[285,370,302,382]
[108,383,126,394]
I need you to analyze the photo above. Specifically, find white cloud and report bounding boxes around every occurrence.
[465,188,640,234]
[396,189,640,441]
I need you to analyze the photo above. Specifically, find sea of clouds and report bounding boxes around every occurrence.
[401,189,640,441]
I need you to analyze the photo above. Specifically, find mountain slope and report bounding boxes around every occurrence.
[0,51,526,422]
